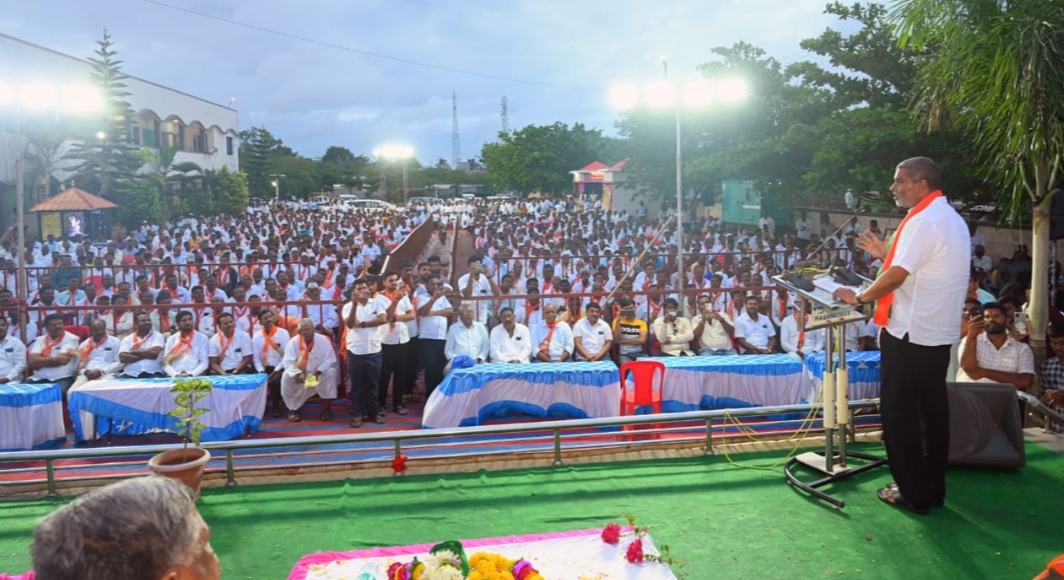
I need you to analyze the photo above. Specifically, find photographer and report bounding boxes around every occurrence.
[693,294,737,356]
[651,298,695,357]
[956,302,1034,391]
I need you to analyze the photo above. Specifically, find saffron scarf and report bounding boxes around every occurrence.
[873,191,942,326]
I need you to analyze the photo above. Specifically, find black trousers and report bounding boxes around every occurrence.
[405,336,421,393]
[348,351,382,419]
[880,331,952,508]
[419,338,447,398]
[263,366,281,404]
[379,342,408,410]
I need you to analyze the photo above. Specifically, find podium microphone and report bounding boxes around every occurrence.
[785,207,866,292]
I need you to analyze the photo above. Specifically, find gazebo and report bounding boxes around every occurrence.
[29,186,117,241]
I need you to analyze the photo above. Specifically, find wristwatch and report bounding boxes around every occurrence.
[360,321,366,328]
[855,293,867,305]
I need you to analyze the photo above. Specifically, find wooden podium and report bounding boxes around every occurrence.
[773,270,888,509]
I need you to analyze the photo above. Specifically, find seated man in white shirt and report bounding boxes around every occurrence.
[207,312,254,375]
[281,318,340,422]
[70,319,123,392]
[957,302,1035,390]
[733,295,777,355]
[26,313,81,394]
[0,317,27,383]
[779,303,825,359]
[651,298,695,357]
[489,306,532,363]
[530,303,575,363]
[161,310,210,377]
[251,309,290,417]
[444,303,490,374]
[572,302,613,362]
[692,294,737,356]
[118,312,166,378]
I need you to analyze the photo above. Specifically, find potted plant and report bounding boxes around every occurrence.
[147,377,213,496]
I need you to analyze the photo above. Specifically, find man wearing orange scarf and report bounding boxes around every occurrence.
[834,157,969,515]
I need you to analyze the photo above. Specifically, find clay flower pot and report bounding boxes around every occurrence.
[148,447,211,497]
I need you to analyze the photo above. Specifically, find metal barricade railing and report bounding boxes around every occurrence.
[0,400,881,494]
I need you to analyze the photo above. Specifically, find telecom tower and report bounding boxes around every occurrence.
[501,95,509,133]
[452,91,460,170]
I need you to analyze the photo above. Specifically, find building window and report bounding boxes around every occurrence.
[131,126,142,146]
[226,136,233,156]
[193,133,206,153]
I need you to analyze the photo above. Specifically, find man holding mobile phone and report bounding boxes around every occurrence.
[956,302,1035,390]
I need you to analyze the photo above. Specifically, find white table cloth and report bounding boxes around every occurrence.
[656,354,810,412]
[0,382,65,451]
[290,527,677,580]
[68,373,268,443]
[422,362,621,429]
[804,351,881,402]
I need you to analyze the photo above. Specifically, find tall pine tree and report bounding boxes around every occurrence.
[65,29,142,200]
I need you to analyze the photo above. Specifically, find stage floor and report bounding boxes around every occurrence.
[3,442,1062,579]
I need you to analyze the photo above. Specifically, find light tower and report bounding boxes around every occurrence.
[452,90,461,169]
[501,95,509,133]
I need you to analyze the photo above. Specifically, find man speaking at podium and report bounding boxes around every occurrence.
[834,157,969,515]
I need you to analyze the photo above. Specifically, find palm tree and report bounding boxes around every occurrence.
[890,0,1064,356]
[25,131,65,202]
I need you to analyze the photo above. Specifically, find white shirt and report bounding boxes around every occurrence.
[457,272,494,324]
[884,197,970,346]
[530,321,575,362]
[29,331,81,381]
[0,335,27,381]
[444,321,490,362]
[733,312,776,353]
[252,326,290,372]
[118,330,166,376]
[208,329,253,371]
[342,299,386,355]
[955,333,1035,383]
[77,335,123,375]
[378,294,414,345]
[779,314,825,356]
[415,290,452,341]
[489,323,532,363]
[162,331,210,377]
[281,333,338,378]
[572,317,612,360]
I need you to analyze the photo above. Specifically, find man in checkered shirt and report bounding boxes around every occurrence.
[1040,323,1064,434]
[956,302,1035,391]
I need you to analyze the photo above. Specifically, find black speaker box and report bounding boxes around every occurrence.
[947,382,1026,468]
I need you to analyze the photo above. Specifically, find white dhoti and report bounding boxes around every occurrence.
[69,373,116,397]
[280,367,339,411]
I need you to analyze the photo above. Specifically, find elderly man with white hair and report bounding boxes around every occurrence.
[280,318,339,422]
[29,476,220,580]
[444,302,489,374]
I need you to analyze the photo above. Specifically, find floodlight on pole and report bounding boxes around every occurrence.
[0,79,104,343]
[607,75,749,315]
[375,144,415,202]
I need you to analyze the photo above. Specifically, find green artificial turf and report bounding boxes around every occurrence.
[2,442,1062,579]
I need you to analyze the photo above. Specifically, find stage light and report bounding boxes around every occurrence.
[19,83,58,110]
[644,80,675,108]
[716,77,749,103]
[608,84,640,111]
[681,79,715,108]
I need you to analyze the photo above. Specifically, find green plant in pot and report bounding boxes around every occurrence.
[147,377,213,496]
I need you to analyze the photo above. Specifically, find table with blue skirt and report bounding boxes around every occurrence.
[655,354,810,412]
[421,362,621,429]
[68,373,268,443]
[0,382,65,451]
[803,351,882,402]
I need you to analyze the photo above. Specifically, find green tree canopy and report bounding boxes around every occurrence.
[480,122,618,195]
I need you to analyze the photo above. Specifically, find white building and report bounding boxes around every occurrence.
[0,33,239,228]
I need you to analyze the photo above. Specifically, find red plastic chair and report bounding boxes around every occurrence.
[619,360,666,440]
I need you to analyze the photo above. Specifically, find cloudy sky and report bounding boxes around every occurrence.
[2,0,855,164]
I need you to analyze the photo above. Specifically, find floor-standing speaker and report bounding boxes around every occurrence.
[947,382,1025,468]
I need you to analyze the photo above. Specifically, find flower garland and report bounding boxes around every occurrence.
[600,513,682,569]
[384,542,543,580]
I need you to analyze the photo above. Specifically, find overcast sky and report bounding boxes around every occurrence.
[2,0,855,164]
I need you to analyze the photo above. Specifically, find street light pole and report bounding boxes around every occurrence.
[674,106,685,317]
[402,157,409,204]
[14,112,26,344]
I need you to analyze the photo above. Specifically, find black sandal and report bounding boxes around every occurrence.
[375,412,386,424]
[877,487,930,515]
[351,417,363,428]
